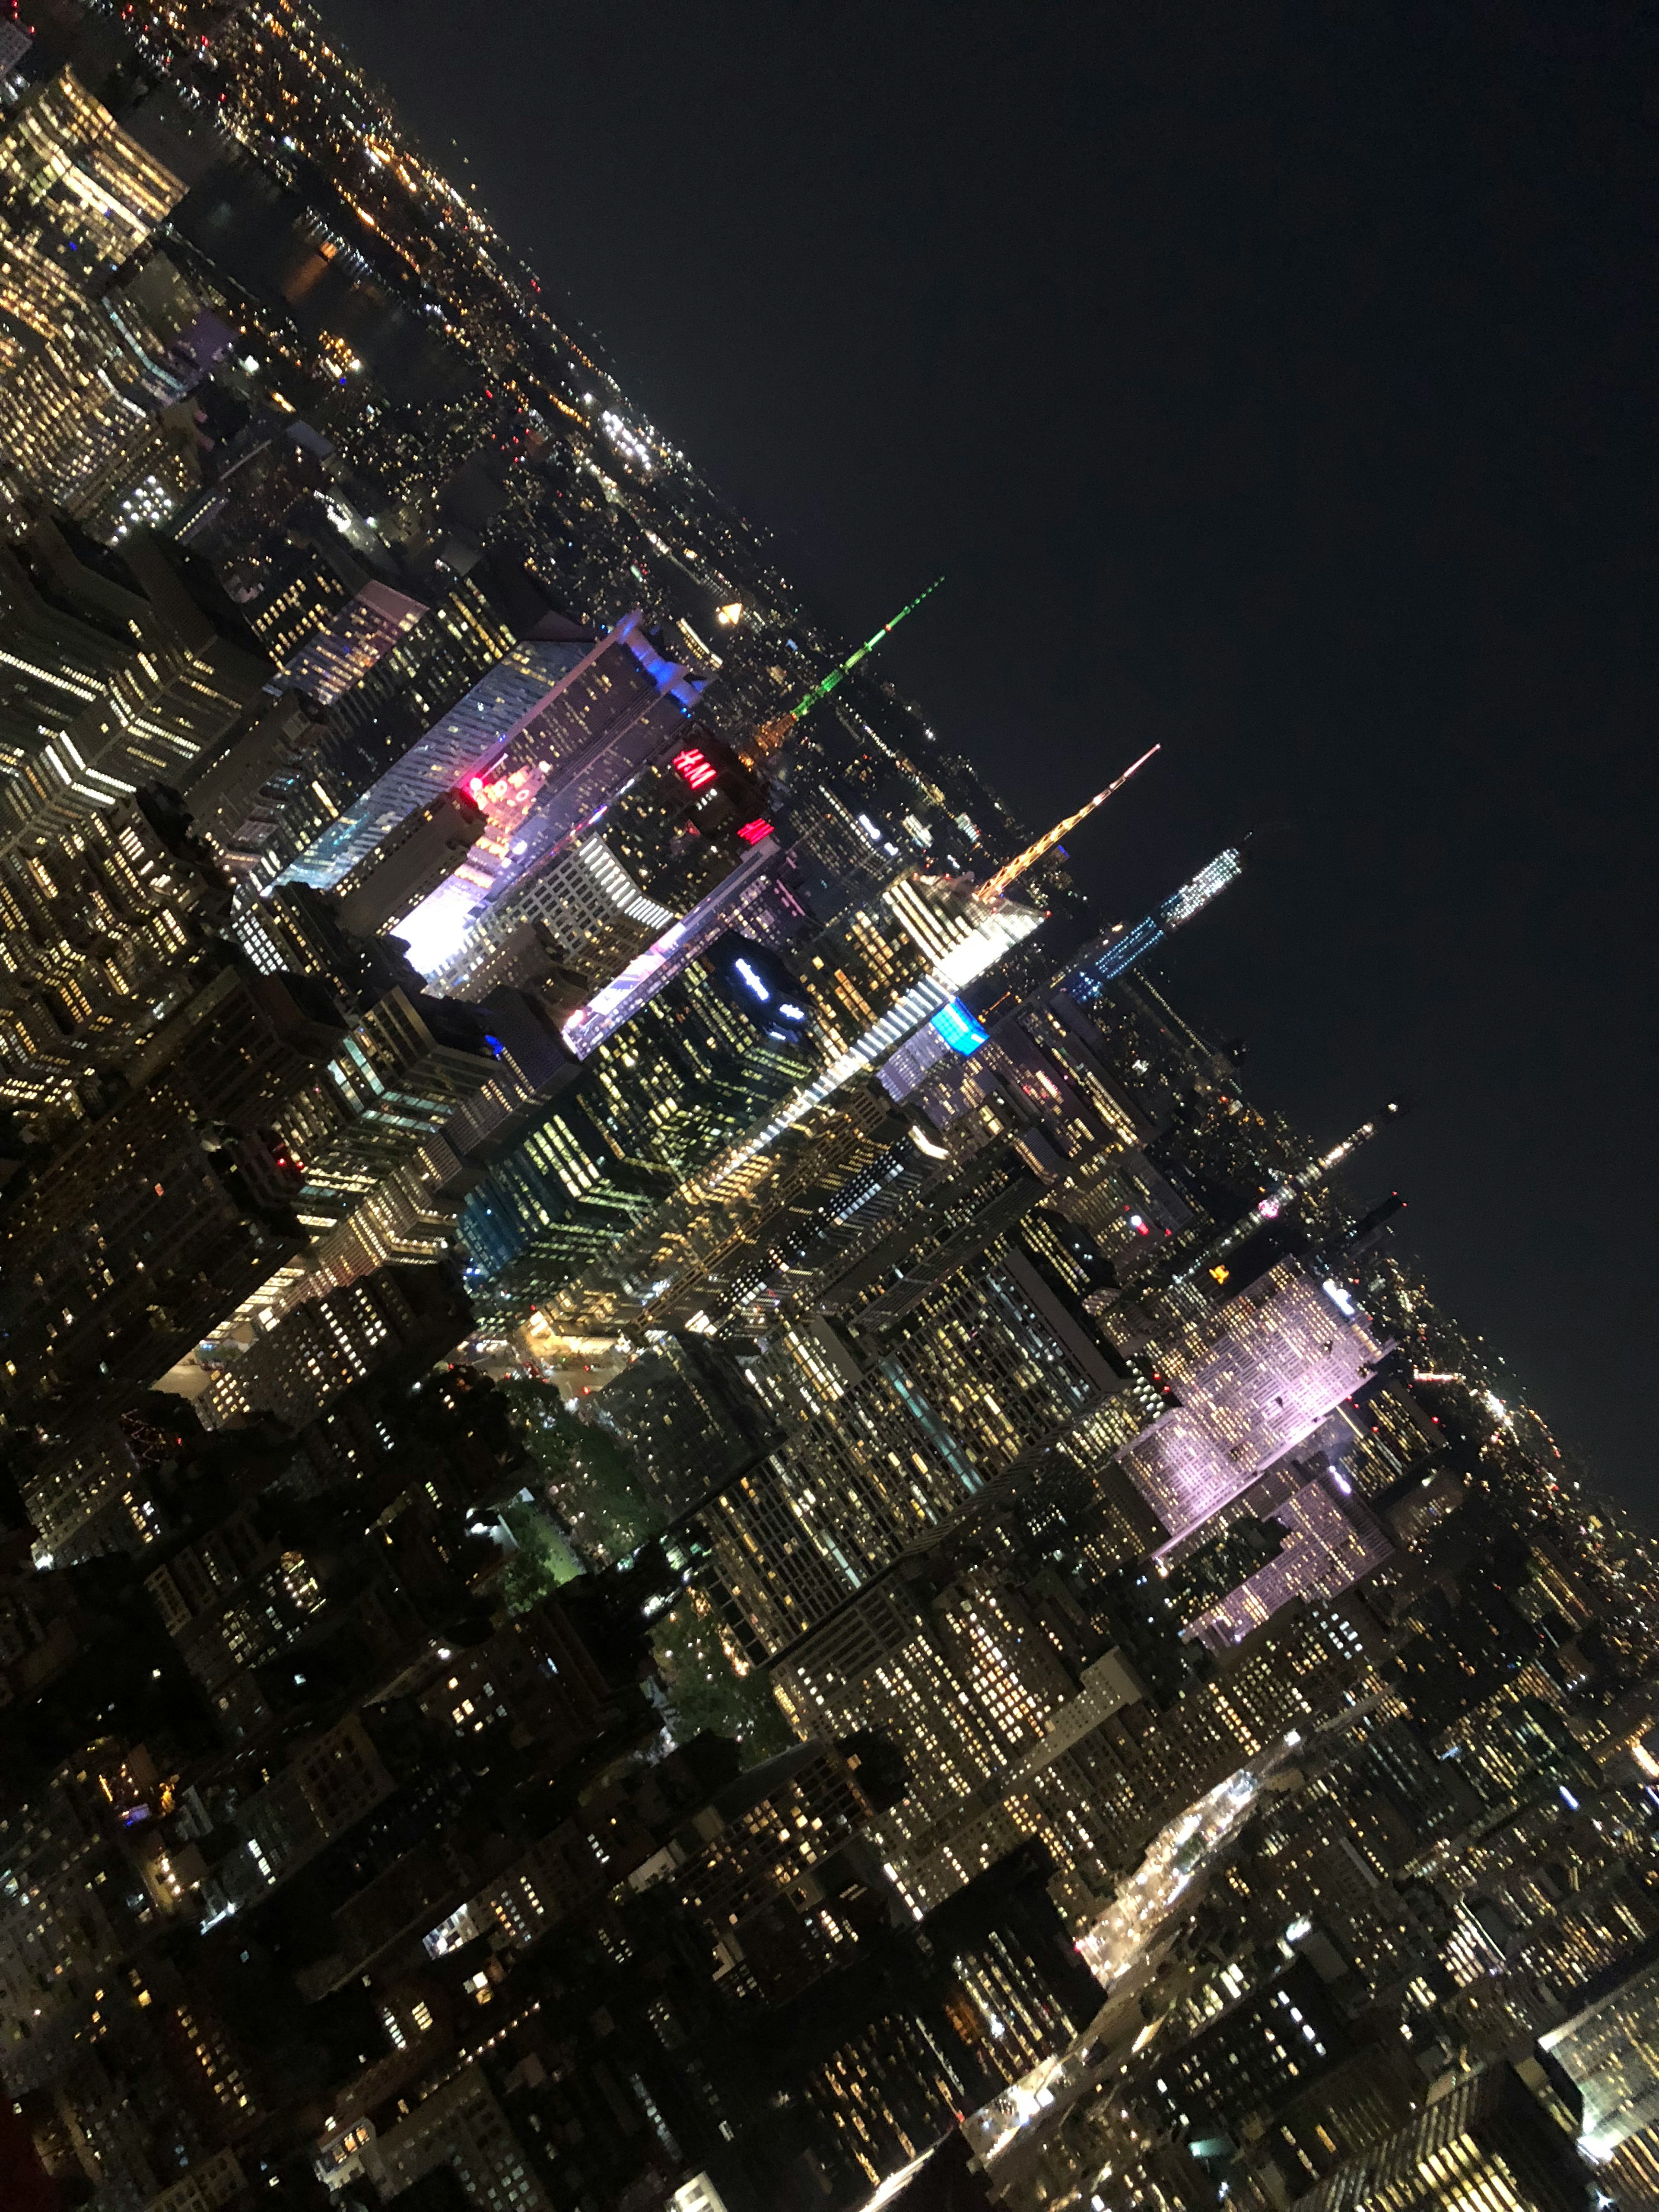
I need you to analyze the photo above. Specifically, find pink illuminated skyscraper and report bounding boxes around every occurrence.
[1118,1259,1389,1547]
[1182,1474,1394,1654]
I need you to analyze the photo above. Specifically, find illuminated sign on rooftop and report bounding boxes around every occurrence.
[930,999,989,1055]
[672,747,718,792]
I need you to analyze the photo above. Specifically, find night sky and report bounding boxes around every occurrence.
[325,1,1656,1512]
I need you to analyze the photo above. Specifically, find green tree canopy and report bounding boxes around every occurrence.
[499,1377,662,1567]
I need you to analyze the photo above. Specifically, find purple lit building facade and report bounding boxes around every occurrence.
[1119,1260,1388,1548]
[1182,1473,1394,1655]
[283,615,704,977]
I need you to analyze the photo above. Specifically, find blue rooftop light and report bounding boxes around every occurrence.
[930,999,989,1055]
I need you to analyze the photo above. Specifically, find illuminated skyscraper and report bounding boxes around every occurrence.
[0,788,234,1133]
[0,71,187,329]
[181,569,523,887]
[1178,1471,1395,1655]
[0,70,215,529]
[875,995,988,1101]
[555,834,785,1056]
[0,521,271,846]
[741,578,942,763]
[1541,1954,1659,2161]
[280,638,598,890]
[456,957,815,1305]
[427,833,676,1000]
[1300,2063,1589,2212]
[272,580,429,707]
[273,987,502,1226]
[1115,1258,1389,1548]
[6,257,233,540]
[285,617,705,978]
[334,786,487,937]
[1064,846,1246,1001]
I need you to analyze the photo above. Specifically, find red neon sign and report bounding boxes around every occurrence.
[735,818,772,845]
[672,747,718,792]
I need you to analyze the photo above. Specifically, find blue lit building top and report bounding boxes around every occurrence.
[930,998,990,1054]
[1065,849,1243,1004]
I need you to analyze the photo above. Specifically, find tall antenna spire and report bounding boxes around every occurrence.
[746,578,943,760]
[976,746,1161,903]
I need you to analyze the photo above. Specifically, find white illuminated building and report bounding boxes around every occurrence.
[1541,1955,1659,2161]
[684,884,1042,1197]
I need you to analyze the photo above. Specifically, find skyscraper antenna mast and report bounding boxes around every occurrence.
[747,578,944,759]
[976,745,1161,903]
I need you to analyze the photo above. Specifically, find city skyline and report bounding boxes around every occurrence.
[0,9,1654,2212]
[321,0,1656,1512]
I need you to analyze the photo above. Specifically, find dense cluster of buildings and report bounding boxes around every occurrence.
[0,6,1655,2212]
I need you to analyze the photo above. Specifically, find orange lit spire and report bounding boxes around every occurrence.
[975,746,1160,903]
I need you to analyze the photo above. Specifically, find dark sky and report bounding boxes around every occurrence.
[325,0,1656,1513]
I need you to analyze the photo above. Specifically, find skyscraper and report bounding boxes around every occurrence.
[0,19,1646,2212]
[0,521,271,844]
[1064,845,1246,1001]
[1298,2064,1589,2212]
[334,787,488,937]
[272,579,429,707]
[0,69,216,531]
[279,637,601,891]
[283,616,706,977]
[1114,1257,1390,1547]
[1541,1956,1659,2162]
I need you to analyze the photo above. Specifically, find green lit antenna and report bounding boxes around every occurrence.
[791,575,943,718]
[750,577,943,757]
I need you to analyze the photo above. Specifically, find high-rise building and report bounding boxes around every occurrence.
[266,577,426,701]
[0,786,232,1134]
[6,252,234,544]
[1298,2063,1589,2212]
[456,955,816,1309]
[428,832,677,1000]
[334,786,487,937]
[0,17,1647,2212]
[282,615,705,971]
[0,521,271,846]
[273,985,502,1224]
[1064,847,1246,1002]
[556,833,788,1057]
[1541,1955,1659,2162]
[0,961,344,1432]
[0,69,219,530]
[197,1262,471,1431]
[278,636,594,890]
[247,566,415,688]
[1114,1257,1390,1548]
